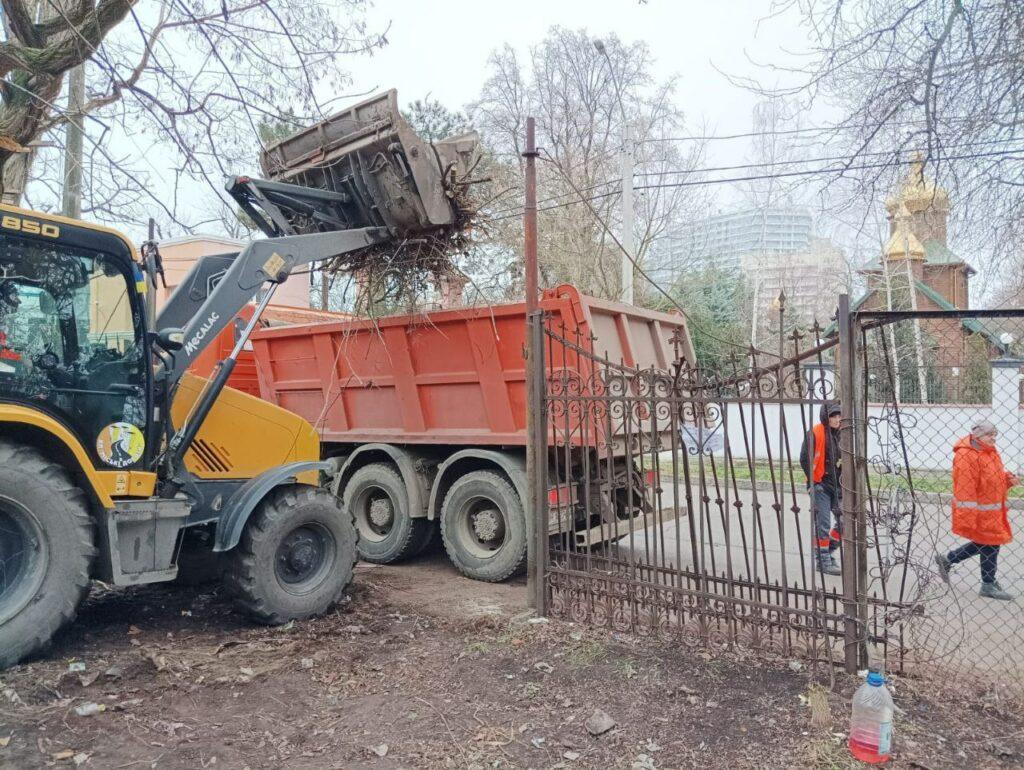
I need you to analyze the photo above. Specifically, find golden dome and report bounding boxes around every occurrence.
[884,154,950,216]
[884,204,925,260]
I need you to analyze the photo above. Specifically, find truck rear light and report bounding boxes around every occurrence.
[547,484,575,507]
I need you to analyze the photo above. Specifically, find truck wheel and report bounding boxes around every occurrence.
[440,470,527,582]
[343,463,433,563]
[0,441,94,669]
[225,485,356,625]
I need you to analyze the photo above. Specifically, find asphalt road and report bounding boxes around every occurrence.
[611,481,1024,688]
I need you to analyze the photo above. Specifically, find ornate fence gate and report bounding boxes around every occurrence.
[529,301,905,670]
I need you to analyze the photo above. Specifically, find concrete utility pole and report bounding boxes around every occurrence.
[62,64,85,219]
[594,39,634,305]
[620,122,635,304]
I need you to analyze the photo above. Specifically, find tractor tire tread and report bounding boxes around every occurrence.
[225,485,356,626]
[0,440,94,669]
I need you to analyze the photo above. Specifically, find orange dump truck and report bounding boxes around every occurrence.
[249,284,691,581]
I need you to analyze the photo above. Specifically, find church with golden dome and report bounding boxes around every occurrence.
[845,158,1008,403]
[859,157,973,314]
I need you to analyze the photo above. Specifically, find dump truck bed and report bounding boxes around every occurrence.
[250,285,691,447]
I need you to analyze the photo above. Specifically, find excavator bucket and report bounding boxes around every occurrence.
[252,89,480,238]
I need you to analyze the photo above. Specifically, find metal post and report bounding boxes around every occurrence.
[144,218,158,330]
[853,314,870,668]
[62,64,85,219]
[838,294,861,673]
[529,312,548,614]
[620,122,634,305]
[524,117,541,610]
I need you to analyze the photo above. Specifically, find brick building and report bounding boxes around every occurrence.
[841,159,1005,403]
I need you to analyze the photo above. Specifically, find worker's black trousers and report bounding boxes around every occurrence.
[947,541,1000,584]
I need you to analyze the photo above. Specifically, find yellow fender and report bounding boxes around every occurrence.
[0,406,156,507]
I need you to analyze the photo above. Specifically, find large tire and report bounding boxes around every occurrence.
[0,441,94,669]
[440,470,527,582]
[343,463,433,563]
[225,485,357,625]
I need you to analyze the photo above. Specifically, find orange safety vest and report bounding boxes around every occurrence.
[951,435,1014,546]
[0,330,19,361]
[810,423,827,484]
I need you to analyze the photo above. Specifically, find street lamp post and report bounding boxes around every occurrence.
[595,39,634,305]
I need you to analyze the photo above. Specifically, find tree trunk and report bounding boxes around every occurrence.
[1,151,35,205]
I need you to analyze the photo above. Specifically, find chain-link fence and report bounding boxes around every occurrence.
[855,309,1024,695]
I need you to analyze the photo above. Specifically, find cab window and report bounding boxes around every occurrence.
[0,236,147,468]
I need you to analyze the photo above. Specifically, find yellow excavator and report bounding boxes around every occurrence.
[0,90,479,667]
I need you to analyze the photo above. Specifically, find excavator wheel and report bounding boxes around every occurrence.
[225,484,357,625]
[0,440,95,669]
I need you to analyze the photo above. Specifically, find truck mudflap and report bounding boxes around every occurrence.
[570,506,683,549]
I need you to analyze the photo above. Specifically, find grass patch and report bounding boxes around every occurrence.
[564,639,606,669]
[805,737,862,770]
[612,657,639,679]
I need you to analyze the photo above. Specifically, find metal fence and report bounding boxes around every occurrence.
[853,308,1024,694]
[532,303,904,669]
[531,301,1024,694]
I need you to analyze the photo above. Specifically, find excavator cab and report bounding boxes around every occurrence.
[0,206,352,669]
[0,214,151,471]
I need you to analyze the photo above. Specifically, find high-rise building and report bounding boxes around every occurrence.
[645,205,844,329]
[661,206,814,274]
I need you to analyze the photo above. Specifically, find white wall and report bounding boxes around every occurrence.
[678,361,1024,472]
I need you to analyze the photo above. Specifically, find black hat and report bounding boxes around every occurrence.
[826,403,842,416]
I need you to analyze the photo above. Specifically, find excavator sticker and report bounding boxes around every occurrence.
[96,422,145,468]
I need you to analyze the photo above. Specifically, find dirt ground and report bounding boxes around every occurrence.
[1,551,1023,770]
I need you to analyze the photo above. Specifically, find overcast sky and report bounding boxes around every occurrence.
[342,0,811,134]
[161,0,824,237]
[105,0,841,248]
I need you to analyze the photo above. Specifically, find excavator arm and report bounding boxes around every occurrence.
[155,88,479,486]
[155,226,387,482]
[157,226,387,386]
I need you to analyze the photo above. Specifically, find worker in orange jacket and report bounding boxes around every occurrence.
[799,402,843,576]
[935,420,1019,601]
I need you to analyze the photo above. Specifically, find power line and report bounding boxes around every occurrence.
[630,136,1024,179]
[484,136,1024,218]
[485,145,1024,222]
[639,113,1024,144]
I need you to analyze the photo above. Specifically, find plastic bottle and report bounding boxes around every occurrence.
[848,671,894,764]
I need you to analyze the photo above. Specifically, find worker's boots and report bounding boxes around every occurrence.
[818,553,841,577]
[980,581,1014,601]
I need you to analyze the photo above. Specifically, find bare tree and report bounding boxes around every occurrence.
[469,27,706,303]
[2,0,383,233]
[766,0,1024,296]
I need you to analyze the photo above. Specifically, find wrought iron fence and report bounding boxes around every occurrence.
[530,299,1024,696]
[533,305,906,668]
